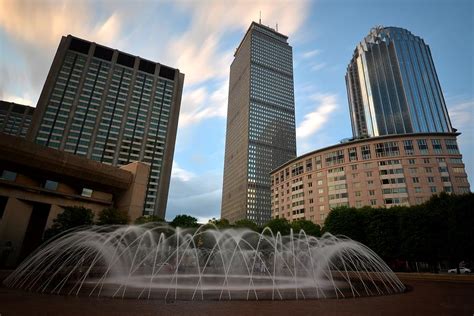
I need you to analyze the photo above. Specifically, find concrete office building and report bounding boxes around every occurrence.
[0,101,35,137]
[0,134,149,267]
[271,133,470,226]
[221,22,297,225]
[346,27,453,138]
[27,35,184,218]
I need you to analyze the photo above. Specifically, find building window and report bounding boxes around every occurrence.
[412,177,419,183]
[439,166,449,173]
[43,180,58,191]
[351,164,358,170]
[425,167,433,173]
[427,176,434,183]
[348,147,358,162]
[81,188,93,197]
[430,186,437,193]
[325,150,345,166]
[361,145,371,160]
[370,199,377,206]
[417,139,428,154]
[306,159,313,172]
[414,187,422,193]
[445,139,459,154]
[375,141,400,158]
[0,170,17,181]
[315,156,322,169]
[403,140,414,155]
[408,159,416,165]
[368,190,375,196]
[443,186,453,193]
[453,167,465,173]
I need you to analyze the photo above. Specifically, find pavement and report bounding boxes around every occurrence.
[0,271,473,315]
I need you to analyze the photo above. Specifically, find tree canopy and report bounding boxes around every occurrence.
[323,193,474,271]
[97,208,129,225]
[234,219,259,231]
[170,214,199,228]
[291,219,321,237]
[44,206,94,240]
[263,218,291,235]
[134,215,165,225]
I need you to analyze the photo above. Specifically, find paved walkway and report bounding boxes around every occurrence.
[0,276,473,315]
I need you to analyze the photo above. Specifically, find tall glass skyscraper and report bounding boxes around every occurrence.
[221,22,296,225]
[346,26,453,138]
[28,35,184,218]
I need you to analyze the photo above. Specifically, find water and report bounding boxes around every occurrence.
[4,224,405,300]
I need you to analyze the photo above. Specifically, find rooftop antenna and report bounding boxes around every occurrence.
[276,23,278,32]
[259,11,261,24]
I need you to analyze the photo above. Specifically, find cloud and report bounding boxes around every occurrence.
[296,93,339,139]
[168,0,311,85]
[449,99,473,128]
[0,0,123,47]
[302,49,321,58]
[310,62,327,71]
[0,0,126,105]
[171,161,195,182]
[167,162,222,221]
[178,80,228,128]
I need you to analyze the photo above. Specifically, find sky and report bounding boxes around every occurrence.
[0,0,472,223]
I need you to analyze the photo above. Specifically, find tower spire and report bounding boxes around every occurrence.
[259,11,261,24]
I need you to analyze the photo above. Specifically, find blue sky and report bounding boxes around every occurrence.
[0,0,472,222]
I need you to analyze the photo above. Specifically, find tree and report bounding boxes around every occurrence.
[44,206,94,240]
[323,206,367,243]
[364,207,401,260]
[208,218,232,229]
[264,218,291,235]
[170,214,198,228]
[234,219,259,232]
[134,215,165,225]
[291,219,321,237]
[96,208,129,225]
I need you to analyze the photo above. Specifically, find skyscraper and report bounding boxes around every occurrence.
[0,101,34,138]
[221,22,296,225]
[28,35,184,218]
[346,26,453,138]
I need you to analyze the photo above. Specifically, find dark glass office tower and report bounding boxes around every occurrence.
[346,26,453,138]
[221,22,296,225]
[28,35,184,217]
[0,101,34,137]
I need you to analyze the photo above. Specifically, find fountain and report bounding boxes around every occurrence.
[4,224,405,300]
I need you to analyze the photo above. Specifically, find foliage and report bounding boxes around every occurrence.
[234,219,259,232]
[97,208,129,225]
[291,219,321,237]
[323,193,474,269]
[44,206,94,240]
[323,206,367,243]
[264,218,291,235]
[208,218,232,229]
[170,214,199,228]
[134,215,165,225]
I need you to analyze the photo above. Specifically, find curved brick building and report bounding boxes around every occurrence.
[271,133,470,226]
